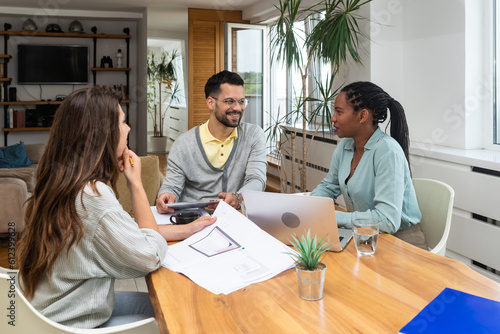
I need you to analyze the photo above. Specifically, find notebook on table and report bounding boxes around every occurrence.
[399,288,500,333]
[241,190,352,252]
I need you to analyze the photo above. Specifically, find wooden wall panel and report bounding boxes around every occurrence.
[190,20,219,127]
[188,8,248,129]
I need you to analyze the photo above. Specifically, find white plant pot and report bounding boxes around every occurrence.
[150,136,168,153]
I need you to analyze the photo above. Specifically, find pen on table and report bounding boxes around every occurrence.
[129,156,134,167]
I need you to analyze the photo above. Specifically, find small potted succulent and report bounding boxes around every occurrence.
[287,229,329,300]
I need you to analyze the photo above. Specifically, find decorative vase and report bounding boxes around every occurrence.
[295,263,327,301]
[150,136,167,153]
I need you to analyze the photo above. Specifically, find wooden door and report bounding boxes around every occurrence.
[188,9,248,129]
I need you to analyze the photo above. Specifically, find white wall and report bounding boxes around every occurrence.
[135,8,149,156]
[368,0,493,152]
[369,0,404,100]
[403,0,467,149]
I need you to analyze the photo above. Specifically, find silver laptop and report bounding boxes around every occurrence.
[241,190,352,252]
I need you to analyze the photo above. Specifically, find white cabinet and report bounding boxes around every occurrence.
[164,106,188,152]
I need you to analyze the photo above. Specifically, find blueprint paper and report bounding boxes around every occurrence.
[162,200,296,294]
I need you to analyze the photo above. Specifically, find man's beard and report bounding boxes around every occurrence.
[215,105,242,128]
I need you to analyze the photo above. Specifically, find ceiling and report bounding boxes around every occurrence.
[1,0,265,33]
[0,0,262,12]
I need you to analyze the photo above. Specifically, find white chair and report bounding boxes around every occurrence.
[0,266,14,275]
[0,270,160,334]
[412,178,455,256]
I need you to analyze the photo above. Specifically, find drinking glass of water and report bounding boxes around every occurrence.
[352,217,380,256]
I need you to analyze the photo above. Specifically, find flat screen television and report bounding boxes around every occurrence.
[17,44,89,84]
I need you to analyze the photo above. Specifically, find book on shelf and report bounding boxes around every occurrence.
[0,63,4,78]
[5,109,26,128]
[14,110,26,128]
[7,108,13,128]
[399,287,500,333]
[121,84,127,100]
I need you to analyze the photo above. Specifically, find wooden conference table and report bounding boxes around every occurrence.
[146,234,500,333]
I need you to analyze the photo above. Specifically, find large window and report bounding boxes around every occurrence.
[267,16,334,156]
[225,23,267,129]
[267,20,309,156]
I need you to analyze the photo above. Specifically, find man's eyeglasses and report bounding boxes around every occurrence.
[211,96,248,108]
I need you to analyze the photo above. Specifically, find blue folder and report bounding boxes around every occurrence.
[400,287,500,333]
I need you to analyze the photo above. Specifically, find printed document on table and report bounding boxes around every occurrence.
[150,206,209,225]
[162,201,296,294]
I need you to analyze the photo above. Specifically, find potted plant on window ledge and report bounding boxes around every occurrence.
[287,229,330,300]
[147,50,180,153]
[267,0,370,193]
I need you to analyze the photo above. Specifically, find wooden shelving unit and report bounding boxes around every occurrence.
[0,31,131,39]
[0,55,11,83]
[91,67,131,72]
[0,100,130,106]
[2,127,50,132]
[1,26,131,146]
[0,101,62,106]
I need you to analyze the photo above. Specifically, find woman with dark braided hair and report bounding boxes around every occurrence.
[311,81,427,249]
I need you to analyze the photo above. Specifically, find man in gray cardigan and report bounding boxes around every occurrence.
[156,70,267,213]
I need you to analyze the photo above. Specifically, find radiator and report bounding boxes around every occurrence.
[279,127,338,192]
[410,146,500,282]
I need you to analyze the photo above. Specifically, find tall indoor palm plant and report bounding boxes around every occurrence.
[268,0,370,192]
[147,50,179,138]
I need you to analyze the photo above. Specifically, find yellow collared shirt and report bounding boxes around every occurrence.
[199,120,238,169]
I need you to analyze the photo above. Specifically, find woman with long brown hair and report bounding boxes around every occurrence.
[16,87,215,328]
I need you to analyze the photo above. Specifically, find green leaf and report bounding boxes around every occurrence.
[287,228,330,270]
[266,0,371,192]
[147,49,181,137]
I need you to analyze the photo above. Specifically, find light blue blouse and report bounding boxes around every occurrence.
[311,127,421,233]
